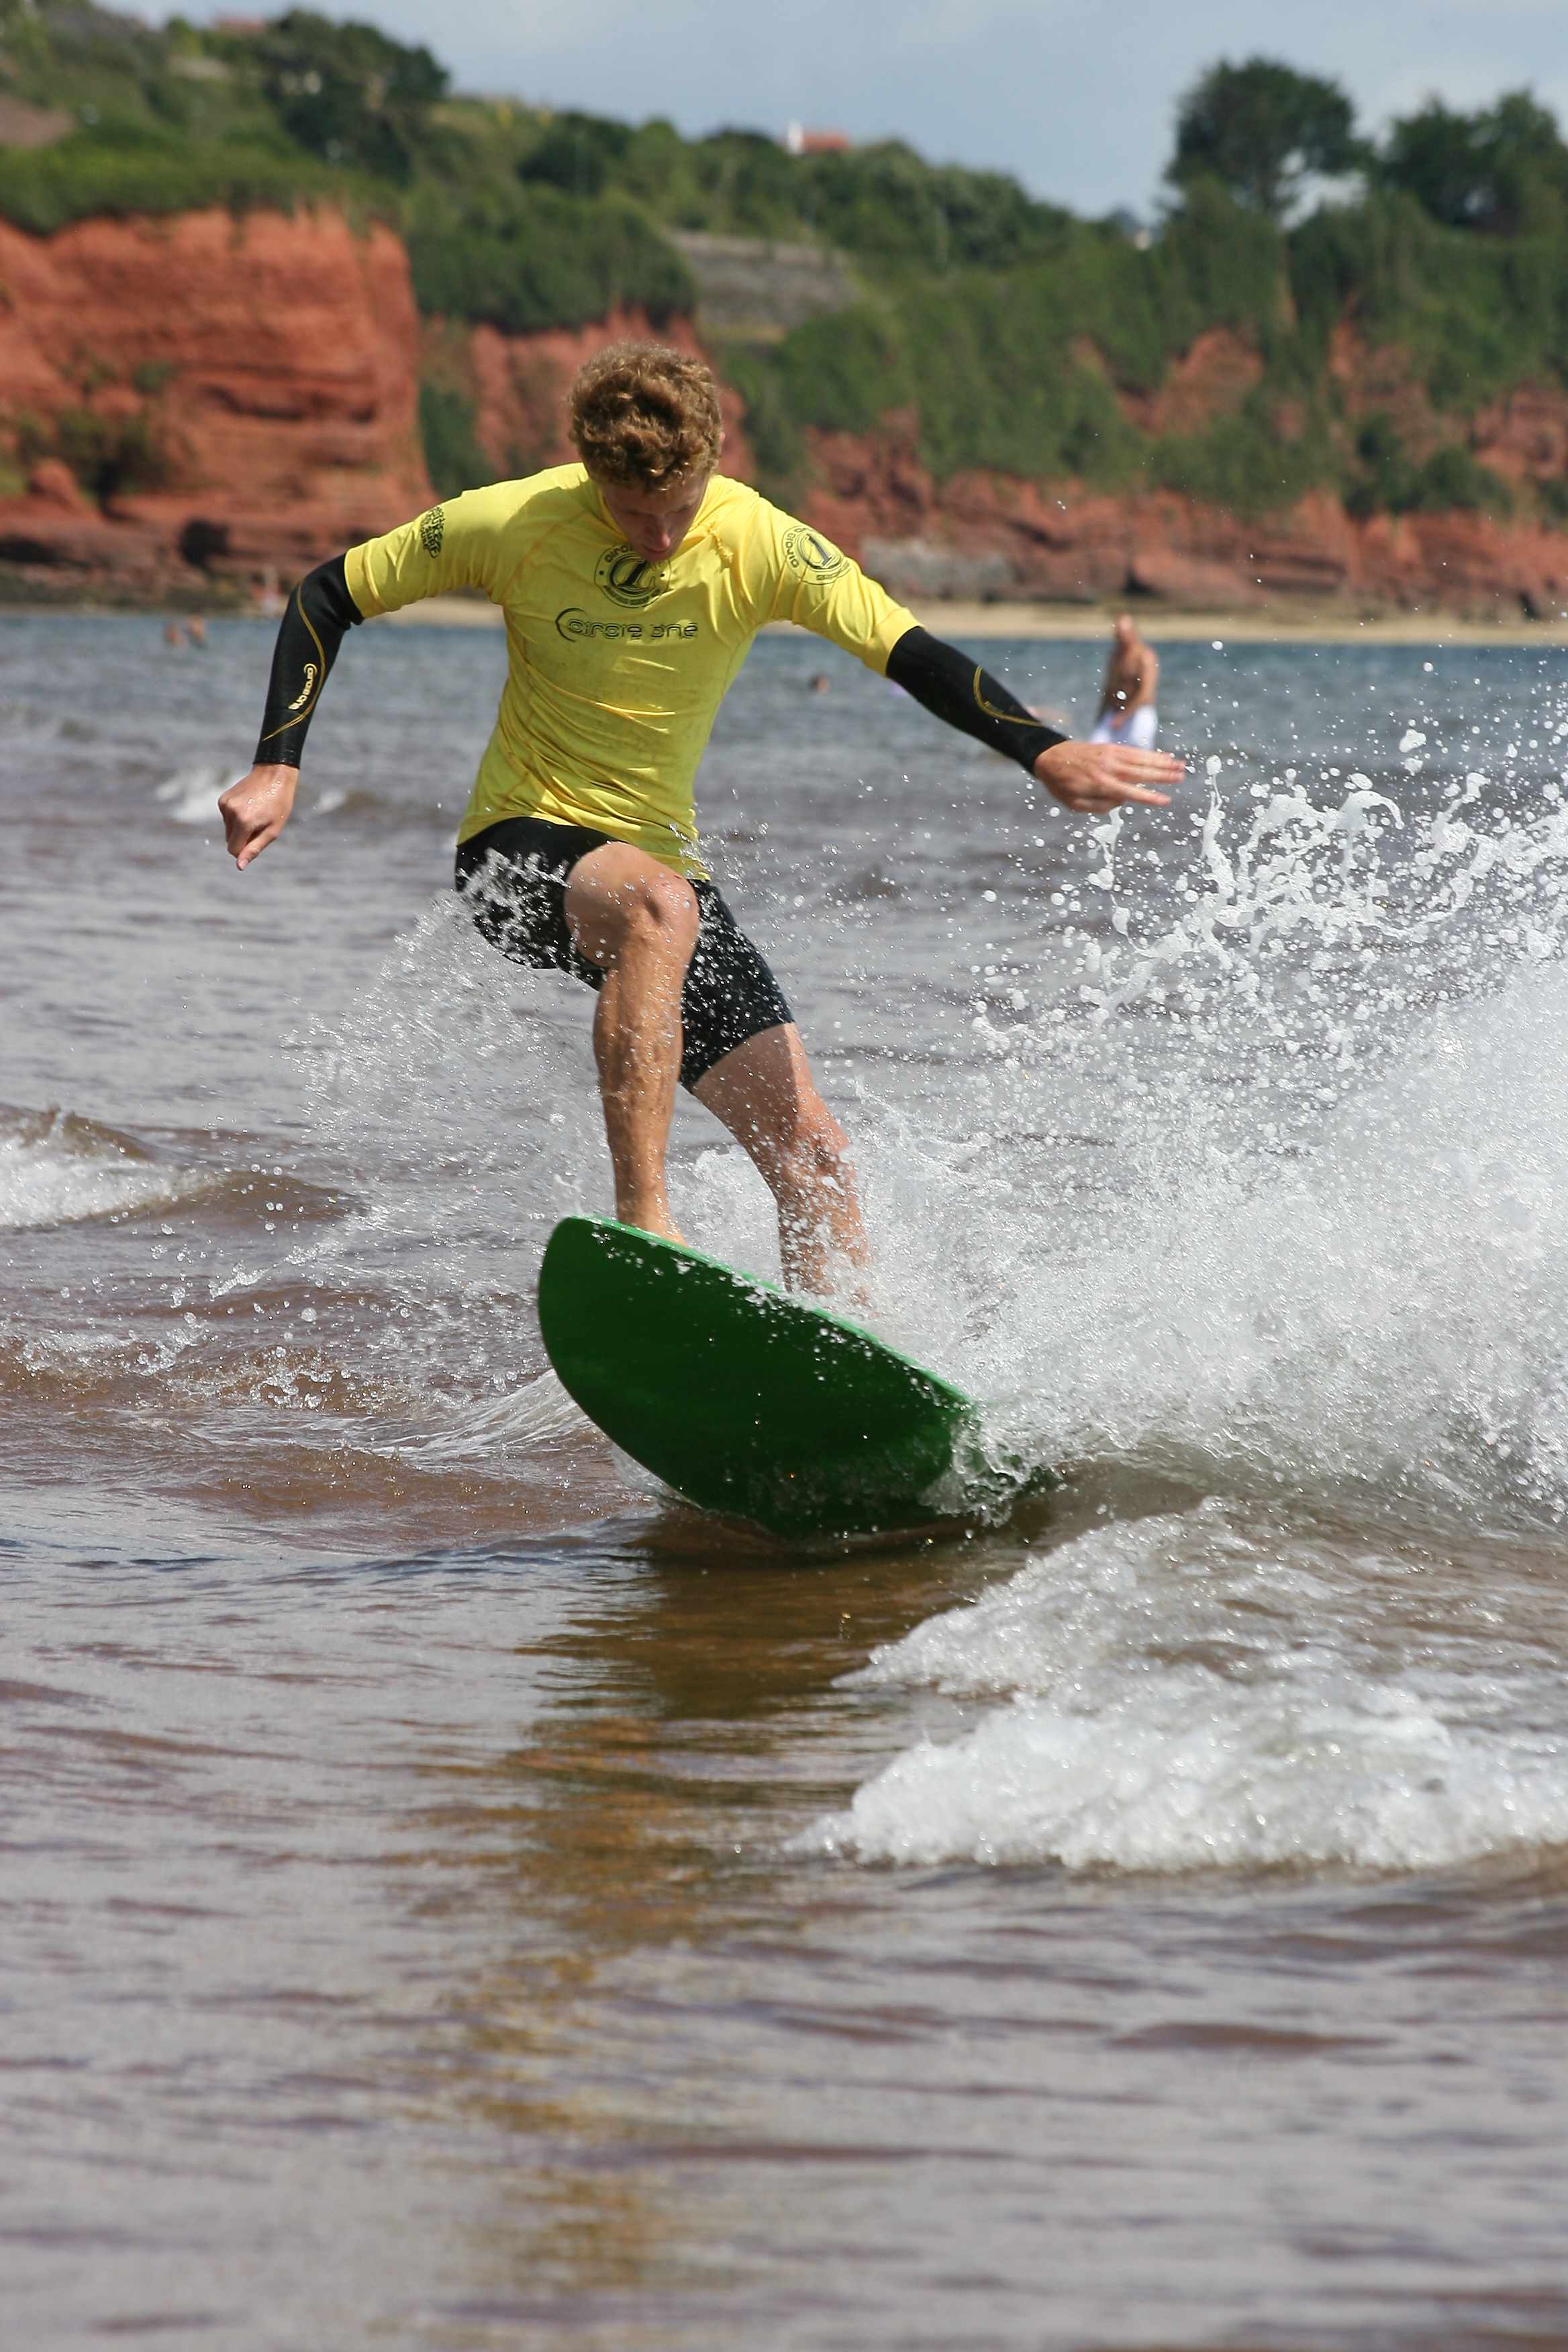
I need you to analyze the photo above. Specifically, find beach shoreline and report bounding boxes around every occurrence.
[366,594,1568,646]
[1,592,1564,647]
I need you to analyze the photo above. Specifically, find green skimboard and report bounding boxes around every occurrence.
[538,1215,979,1538]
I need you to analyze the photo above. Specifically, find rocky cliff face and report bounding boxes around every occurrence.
[0,202,1563,620]
[812,406,1568,622]
[0,205,429,593]
[0,208,758,595]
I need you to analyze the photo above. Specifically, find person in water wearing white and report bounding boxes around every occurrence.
[219,345,1183,1293]
[1091,612,1159,750]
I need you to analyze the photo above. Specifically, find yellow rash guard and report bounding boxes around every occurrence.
[343,467,918,877]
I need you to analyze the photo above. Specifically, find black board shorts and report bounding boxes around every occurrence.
[454,816,795,1093]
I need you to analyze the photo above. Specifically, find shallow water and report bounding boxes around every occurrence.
[6,612,1568,2347]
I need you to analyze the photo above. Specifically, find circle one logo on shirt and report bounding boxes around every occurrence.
[783,524,848,581]
[596,545,669,607]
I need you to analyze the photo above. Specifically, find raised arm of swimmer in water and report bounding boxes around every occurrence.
[1097,612,1159,727]
[219,557,364,868]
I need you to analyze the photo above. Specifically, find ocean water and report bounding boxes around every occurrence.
[5,609,1568,2349]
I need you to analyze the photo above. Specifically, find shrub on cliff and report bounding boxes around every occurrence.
[791,142,1075,271]
[0,128,347,233]
[507,113,1076,271]
[517,111,634,200]
[13,401,171,505]
[406,185,695,335]
[1344,423,1515,520]
[1290,191,1568,404]
[418,382,491,497]
[730,187,1296,500]
[1152,394,1338,517]
[1406,443,1514,516]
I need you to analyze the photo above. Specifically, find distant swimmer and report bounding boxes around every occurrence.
[1091,611,1159,750]
[219,344,1183,1294]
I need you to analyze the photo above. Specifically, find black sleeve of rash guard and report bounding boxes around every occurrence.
[252,555,364,768]
[885,625,1067,775]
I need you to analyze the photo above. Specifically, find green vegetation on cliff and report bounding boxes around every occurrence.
[405,184,694,335]
[1,5,1564,530]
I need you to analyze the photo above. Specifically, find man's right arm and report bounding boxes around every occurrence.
[221,487,511,869]
[219,555,364,869]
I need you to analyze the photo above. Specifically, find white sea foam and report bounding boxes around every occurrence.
[799,1502,1568,1873]
[155,762,236,828]
[156,762,356,830]
[0,1115,206,1232]
[807,1683,1568,1872]
[303,895,605,1191]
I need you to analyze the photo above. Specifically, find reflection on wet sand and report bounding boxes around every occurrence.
[398,1525,1009,2326]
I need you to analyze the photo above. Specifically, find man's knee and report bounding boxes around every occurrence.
[635,870,699,940]
[571,867,699,968]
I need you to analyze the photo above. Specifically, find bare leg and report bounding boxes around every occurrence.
[564,843,700,1243]
[694,1023,870,1297]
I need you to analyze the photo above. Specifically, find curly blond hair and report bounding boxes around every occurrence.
[568,342,723,491]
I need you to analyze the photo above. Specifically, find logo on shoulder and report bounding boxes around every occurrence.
[418,505,444,558]
[783,523,848,582]
[595,544,669,608]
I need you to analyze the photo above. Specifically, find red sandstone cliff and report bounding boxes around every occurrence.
[807,408,1568,620]
[0,211,752,596]
[0,203,1563,619]
[0,205,430,591]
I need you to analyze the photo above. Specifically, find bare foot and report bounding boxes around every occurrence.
[619,1207,687,1247]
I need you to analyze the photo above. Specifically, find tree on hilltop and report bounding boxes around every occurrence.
[1167,57,1361,221]
[1377,91,1568,234]
[248,10,448,183]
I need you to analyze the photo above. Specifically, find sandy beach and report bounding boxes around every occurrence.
[373,591,1568,645]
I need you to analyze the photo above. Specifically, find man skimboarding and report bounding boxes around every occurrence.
[220,342,1183,1294]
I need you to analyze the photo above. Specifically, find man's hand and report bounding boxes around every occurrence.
[1034,739,1184,814]
[219,764,299,869]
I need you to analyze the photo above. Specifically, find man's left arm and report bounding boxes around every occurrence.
[753,505,1182,814]
[886,626,1181,813]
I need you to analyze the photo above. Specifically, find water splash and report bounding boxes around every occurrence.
[828,764,1568,1530]
[155,761,238,829]
[283,749,1568,1522]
